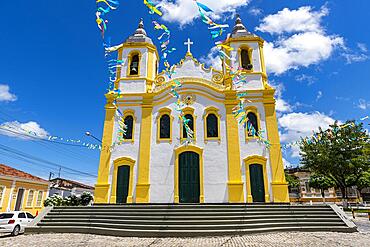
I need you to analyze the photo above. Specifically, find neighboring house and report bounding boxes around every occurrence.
[0,164,49,215]
[49,178,94,198]
[285,168,361,203]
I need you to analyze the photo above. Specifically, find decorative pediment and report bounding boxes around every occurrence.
[153,53,225,92]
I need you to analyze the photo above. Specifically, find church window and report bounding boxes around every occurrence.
[160,114,171,139]
[240,48,253,70]
[182,114,194,139]
[203,107,221,143]
[247,112,258,137]
[129,54,139,75]
[157,108,173,143]
[206,114,218,138]
[123,116,134,140]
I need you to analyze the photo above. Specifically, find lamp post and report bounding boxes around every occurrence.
[85,131,102,143]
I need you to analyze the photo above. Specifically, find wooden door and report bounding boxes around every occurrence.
[179,151,200,203]
[249,164,265,203]
[116,165,130,203]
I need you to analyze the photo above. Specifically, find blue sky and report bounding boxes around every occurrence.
[0,0,369,184]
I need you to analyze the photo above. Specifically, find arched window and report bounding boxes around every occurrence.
[129,54,139,75]
[241,49,253,70]
[206,114,218,138]
[182,114,194,139]
[247,112,258,137]
[123,115,134,139]
[159,114,171,139]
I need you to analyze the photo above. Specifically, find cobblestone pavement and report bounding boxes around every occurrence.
[1,217,368,247]
[1,231,369,247]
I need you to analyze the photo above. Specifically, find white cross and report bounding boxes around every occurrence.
[184,38,194,54]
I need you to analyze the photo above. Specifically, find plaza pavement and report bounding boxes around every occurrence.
[0,215,369,247]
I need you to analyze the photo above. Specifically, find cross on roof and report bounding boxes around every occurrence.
[184,38,194,54]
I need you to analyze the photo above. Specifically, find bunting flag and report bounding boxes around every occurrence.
[144,0,163,16]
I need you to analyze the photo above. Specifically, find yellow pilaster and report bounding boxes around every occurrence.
[224,90,244,203]
[94,92,118,203]
[135,95,153,203]
[263,90,289,202]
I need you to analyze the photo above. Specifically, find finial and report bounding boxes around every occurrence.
[138,18,144,29]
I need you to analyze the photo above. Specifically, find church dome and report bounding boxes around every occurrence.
[125,18,153,44]
[231,15,255,38]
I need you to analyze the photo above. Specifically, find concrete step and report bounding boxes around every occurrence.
[39,217,343,225]
[27,225,355,237]
[36,221,346,231]
[27,204,355,237]
[42,214,340,221]
[46,210,336,217]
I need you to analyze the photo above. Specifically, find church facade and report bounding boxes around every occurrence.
[94,17,289,204]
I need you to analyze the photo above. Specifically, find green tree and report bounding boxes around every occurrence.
[285,173,300,189]
[300,121,370,206]
[355,171,370,202]
[309,174,335,202]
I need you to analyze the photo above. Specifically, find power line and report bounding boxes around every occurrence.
[0,143,97,178]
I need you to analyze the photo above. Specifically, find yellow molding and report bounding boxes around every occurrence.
[121,109,136,144]
[95,93,118,203]
[136,96,153,203]
[225,36,265,46]
[263,101,289,202]
[224,91,244,203]
[121,42,159,59]
[243,155,270,203]
[156,107,174,144]
[174,145,204,203]
[244,106,262,142]
[180,107,196,143]
[126,50,142,78]
[203,106,221,143]
[238,45,254,72]
[110,157,135,203]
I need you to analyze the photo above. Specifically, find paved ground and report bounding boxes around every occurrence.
[0,216,368,247]
[1,231,369,247]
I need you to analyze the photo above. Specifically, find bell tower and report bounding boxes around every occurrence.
[116,18,159,93]
[223,15,268,90]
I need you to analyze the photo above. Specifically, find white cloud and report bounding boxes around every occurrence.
[0,121,49,140]
[248,7,262,16]
[159,0,250,26]
[343,53,369,64]
[256,6,328,34]
[256,6,344,75]
[295,74,317,85]
[263,32,344,75]
[0,84,17,102]
[357,43,368,53]
[356,99,370,110]
[316,91,323,101]
[272,82,293,113]
[199,46,223,70]
[278,112,337,145]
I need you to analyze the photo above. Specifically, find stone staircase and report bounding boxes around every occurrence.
[26,204,357,237]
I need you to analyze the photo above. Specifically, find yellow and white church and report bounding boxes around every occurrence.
[95,16,289,204]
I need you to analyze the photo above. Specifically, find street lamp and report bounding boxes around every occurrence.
[85,131,102,143]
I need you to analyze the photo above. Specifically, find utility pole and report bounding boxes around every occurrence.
[49,172,54,181]
[58,167,61,178]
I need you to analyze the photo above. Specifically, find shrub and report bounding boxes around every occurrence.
[43,192,94,207]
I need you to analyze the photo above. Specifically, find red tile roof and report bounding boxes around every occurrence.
[0,164,49,183]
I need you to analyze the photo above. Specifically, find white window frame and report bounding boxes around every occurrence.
[0,185,5,207]
[26,189,34,208]
[36,191,43,207]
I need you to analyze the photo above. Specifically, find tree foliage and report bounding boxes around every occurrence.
[44,192,93,207]
[300,121,370,199]
[285,173,299,188]
[309,173,335,198]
